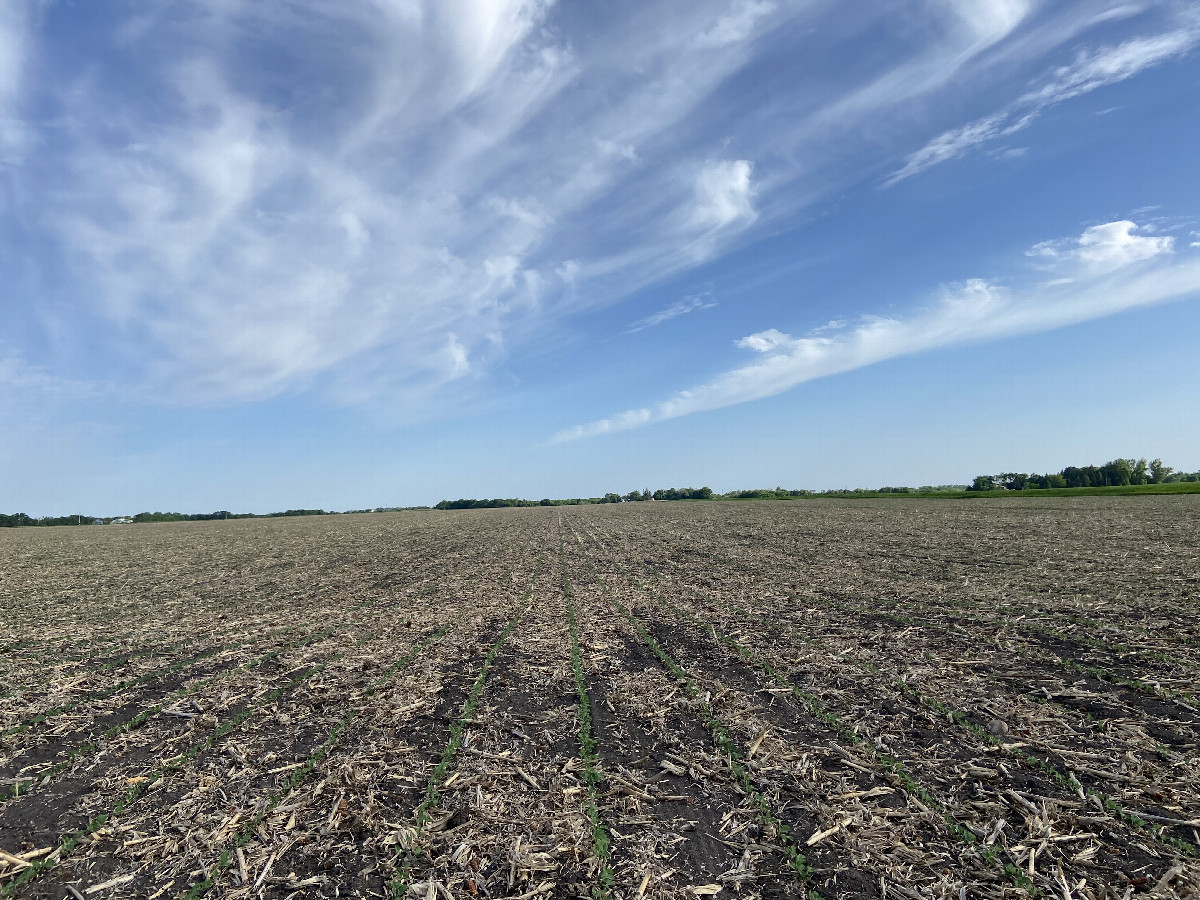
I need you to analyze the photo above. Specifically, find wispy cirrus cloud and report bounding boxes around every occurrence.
[2,0,1196,417]
[554,220,1197,441]
[886,16,1200,184]
[7,1,802,408]
[0,0,33,161]
[626,293,717,333]
[693,0,776,49]
[691,159,757,231]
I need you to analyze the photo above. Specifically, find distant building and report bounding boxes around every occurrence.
[110,516,133,525]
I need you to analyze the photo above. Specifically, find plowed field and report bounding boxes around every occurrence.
[1,498,1198,900]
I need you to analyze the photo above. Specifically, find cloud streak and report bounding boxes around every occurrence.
[886,17,1200,184]
[0,0,32,161]
[626,293,717,333]
[554,222,1198,441]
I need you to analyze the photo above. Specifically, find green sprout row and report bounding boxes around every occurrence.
[560,539,617,900]
[0,625,334,803]
[182,624,452,899]
[561,529,816,892]
[389,554,545,898]
[0,643,357,898]
[683,582,1198,863]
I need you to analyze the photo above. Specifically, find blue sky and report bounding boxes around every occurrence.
[2,0,1198,514]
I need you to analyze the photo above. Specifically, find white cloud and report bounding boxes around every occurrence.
[555,260,580,284]
[595,138,638,162]
[938,0,1033,47]
[626,293,717,332]
[735,328,792,352]
[483,255,522,289]
[5,1,1197,417]
[988,145,1028,160]
[886,20,1200,184]
[1028,220,1173,274]
[443,333,470,377]
[483,196,554,229]
[0,348,109,404]
[0,0,32,160]
[692,159,757,230]
[12,1,813,406]
[693,0,775,49]
[554,221,1200,440]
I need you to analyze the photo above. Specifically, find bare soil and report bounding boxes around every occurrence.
[2,497,1198,899]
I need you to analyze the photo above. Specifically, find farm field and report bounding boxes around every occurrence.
[1,498,1198,900]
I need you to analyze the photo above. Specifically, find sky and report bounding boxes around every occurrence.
[1,0,1199,514]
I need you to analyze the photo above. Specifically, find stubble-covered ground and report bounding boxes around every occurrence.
[1,497,1198,900]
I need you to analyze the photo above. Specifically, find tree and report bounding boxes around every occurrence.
[1100,458,1133,486]
[602,493,622,503]
[1131,458,1148,485]
[968,475,995,492]
[1149,459,1173,483]
[1061,467,1088,488]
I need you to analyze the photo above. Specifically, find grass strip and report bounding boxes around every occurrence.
[560,539,616,900]
[0,643,354,898]
[389,556,544,898]
[0,626,336,803]
[180,623,453,899]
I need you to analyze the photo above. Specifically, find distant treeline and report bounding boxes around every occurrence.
[0,506,431,528]
[434,487,716,509]
[432,485,971,508]
[0,513,98,528]
[967,458,1199,491]
[131,509,329,522]
[6,459,1198,527]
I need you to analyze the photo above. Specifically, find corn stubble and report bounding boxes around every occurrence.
[1,498,1198,899]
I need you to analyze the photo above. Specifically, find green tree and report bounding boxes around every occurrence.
[1131,458,1148,485]
[968,475,995,492]
[1101,459,1133,486]
[1149,459,1173,483]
